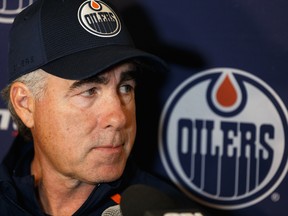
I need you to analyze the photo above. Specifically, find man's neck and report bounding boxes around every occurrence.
[31,157,96,215]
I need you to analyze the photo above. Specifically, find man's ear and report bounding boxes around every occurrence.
[10,82,35,128]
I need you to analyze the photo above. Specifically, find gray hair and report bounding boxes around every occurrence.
[1,69,47,140]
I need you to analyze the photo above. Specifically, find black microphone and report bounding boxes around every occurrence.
[120,184,177,216]
[120,184,206,216]
[102,184,174,216]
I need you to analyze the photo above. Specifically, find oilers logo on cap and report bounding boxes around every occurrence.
[159,68,288,209]
[0,0,34,24]
[78,0,121,37]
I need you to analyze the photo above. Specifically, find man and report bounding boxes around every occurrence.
[0,0,189,215]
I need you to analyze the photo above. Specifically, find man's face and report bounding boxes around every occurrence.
[31,62,137,184]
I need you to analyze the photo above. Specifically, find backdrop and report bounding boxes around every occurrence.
[0,0,287,215]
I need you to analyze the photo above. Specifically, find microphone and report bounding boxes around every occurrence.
[120,184,177,216]
[102,184,206,216]
[101,205,122,216]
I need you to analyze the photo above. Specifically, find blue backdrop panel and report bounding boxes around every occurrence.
[0,0,287,215]
[0,0,28,159]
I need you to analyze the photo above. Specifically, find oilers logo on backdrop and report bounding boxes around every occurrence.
[0,0,34,24]
[78,0,121,37]
[159,68,288,209]
[0,109,17,136]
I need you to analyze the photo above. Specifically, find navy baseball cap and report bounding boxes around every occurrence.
[8,0,166,82]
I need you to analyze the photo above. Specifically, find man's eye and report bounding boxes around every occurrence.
[81,87,98,97]
[119,85,134,94]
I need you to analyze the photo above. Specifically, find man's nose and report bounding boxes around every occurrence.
[101,94,127,130]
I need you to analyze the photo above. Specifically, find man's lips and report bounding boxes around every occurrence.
[91,143,124,153]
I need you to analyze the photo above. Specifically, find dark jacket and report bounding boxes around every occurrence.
[0,136,188,215]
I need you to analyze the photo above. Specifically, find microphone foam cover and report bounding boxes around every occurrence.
[101,205,122,216]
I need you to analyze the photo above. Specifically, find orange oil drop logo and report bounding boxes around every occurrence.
[90,0,101,10]
[216,75,238,107]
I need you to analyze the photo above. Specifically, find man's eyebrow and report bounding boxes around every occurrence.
[69,74,108,91]
[68,69,139,91]
[120,70,138,83]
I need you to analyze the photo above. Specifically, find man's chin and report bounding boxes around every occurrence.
[84,165,126,184]
[102,166,125,182]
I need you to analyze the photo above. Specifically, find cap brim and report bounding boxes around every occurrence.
[41,45,167,80]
